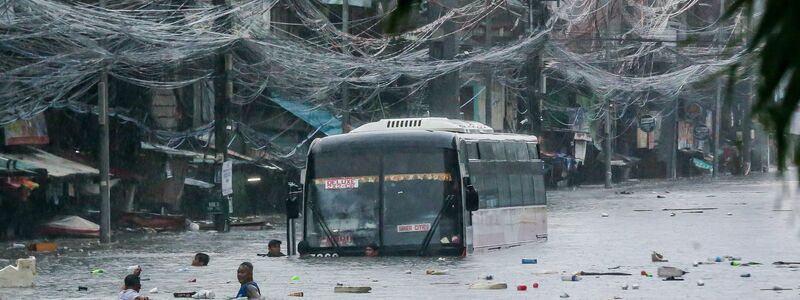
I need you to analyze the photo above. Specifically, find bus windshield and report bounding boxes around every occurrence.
[306,148,462,254]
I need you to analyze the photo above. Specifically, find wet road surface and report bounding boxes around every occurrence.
[2,175,800,299]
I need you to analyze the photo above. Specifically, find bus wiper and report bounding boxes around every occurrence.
[311,202,340,251]
[418,194,455,256]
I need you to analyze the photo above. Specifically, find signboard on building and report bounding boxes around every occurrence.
[4,113,49,146]
[221,161,233,196]
[638,114,656,133]
[693,125,710,141]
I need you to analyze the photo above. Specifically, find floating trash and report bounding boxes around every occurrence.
[426,269,448,275]
[149,287,158,293]
[561,274,581,281]
[657,266,688,279]
[468,282,507,290]
[560,292,570,298]
[696,280,705,286]
[652,251,668,262]
[740,273,751,278]
[632,284,639,290]
[288,291,304,297]
[601,213,609,217]
[521,258,538,264]
[516,284,527,291]
[532,282,539,288]
[291,275,301,281]
[334,286,372,293]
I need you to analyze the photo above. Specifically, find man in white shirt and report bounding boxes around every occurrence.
[119,275,150,300]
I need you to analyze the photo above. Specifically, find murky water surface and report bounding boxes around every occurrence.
[2,176,800,299]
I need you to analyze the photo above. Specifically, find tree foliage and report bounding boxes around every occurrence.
[729,0,800,172]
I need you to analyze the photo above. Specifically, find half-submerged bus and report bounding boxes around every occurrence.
[286,118,547,256]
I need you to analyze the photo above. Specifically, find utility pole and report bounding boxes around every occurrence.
[341,0,351,132]
[213,0,231,232]
[741,0,752,176]
[668,97,679,180]
[484,14,493,127]
[712,79,722,178]
[602,19,613,188]
[604,100,613,188]
[712,0,725,179]
[97,0,111,244]
[98,70,111,243]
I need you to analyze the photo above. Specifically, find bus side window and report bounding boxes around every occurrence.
[478,142,494,160]
[492,142,507,160]
[466,142,479,160]
[513,143,529,161]
[527,143,539,160]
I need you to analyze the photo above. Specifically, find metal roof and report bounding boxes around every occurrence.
[0,147,98,177]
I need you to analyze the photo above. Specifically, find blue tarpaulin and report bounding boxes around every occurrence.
[270,97,342,136]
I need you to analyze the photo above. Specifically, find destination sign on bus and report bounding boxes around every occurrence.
[319,235,354,247]
[397,223,431,233]
[324,177,359,189]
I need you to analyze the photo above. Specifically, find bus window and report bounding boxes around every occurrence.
[533,173,546,205]
[469,163,498,209]
[509,174,524,206]
[492,143,507,160]
[513,143,529,161]
[527,143,540,159]
[478,142,494,160]
[308,152,381,248]
[521,174,536,205]
[381,149,461,249]
[504,142,517,160]
[465,142,479,160]
[497,172,512,207]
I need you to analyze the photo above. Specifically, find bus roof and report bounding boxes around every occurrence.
[351,118,494,134]
[310,130,458,153]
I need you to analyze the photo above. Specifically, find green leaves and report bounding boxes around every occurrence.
[730,0,800,172]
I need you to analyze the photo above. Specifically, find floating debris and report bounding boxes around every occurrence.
[288,291,304,297]
[652,251,668,262]
[696,280,704,286]
[468,282,507,290]
[334,286,372,293]
[426,269,448,275]
[579,271,631,276]
[657,266,688,279]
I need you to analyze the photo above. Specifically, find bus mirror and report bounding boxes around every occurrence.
[286,183,302,219]
[464,178,479,211]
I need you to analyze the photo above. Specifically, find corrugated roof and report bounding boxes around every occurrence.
[0,147,98,177]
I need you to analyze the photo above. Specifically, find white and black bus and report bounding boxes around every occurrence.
[286,118,547,256]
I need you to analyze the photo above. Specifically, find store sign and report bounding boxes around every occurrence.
[324,177,359,189]
[397,223,431,233]
[4,113,49,145]
[221,161,233,196]
[638,114,656,133]
[694,125,710,141]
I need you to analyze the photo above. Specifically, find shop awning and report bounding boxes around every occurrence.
[270,96,342,136]
[140,142,215,163]
[0,147,98,177]
[184,178,215,189]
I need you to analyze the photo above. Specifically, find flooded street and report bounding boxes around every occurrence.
[2,175,800,299]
